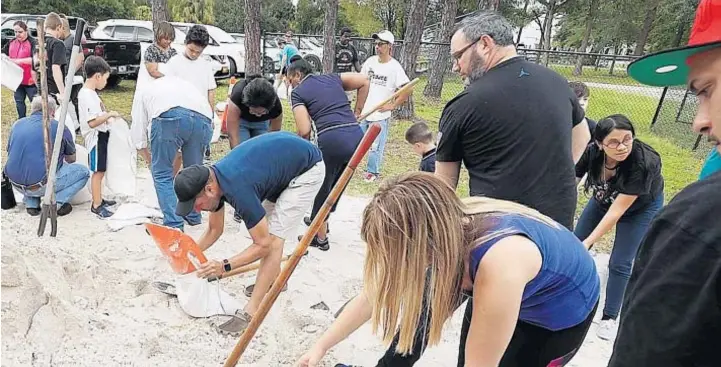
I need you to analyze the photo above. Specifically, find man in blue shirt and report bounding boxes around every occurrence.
[173,132,324,333]
[4,96,90,216]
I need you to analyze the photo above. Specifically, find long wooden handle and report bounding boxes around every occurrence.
[356,78,419,122]
[36,20,50,174]
[222,123,383,367]
[219,255,291,279]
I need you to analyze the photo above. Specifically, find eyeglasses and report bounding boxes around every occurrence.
[374,41,389,46]
[452,37,481,61]
[603,136,634,149]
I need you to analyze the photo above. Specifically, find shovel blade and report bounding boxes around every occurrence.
[145,223,208,274]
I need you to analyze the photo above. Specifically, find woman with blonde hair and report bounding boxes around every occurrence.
[297,173,600,367]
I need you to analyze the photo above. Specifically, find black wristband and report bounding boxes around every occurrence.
[223,259,231,272]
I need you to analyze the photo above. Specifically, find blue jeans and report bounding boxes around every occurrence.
[18,163,90,208]
[360,118,389,175]
[574,194,664,319]
[14,84,37,119]
[239,119,270,142]
[151,107,212,229]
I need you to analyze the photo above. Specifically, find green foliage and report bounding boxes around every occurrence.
[261,0,295,32]
[134,5,153,21]
[294,0,350,35]
[168,0,214,24]
[340,0,383,36]
[214,0,244,33]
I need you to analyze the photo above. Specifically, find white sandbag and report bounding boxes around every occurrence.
[106,203,162,231]
[104,118,137,198]
[54,107,77,142]
[70,144,92,205]
[1,55,23,91]
[175,272,243,318]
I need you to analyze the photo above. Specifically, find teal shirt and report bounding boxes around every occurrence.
[699,149,721,180]
[281,44,299,66]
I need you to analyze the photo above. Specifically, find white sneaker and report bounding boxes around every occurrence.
[596,319,618,341]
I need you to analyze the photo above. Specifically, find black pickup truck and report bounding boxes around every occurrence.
[1,15,140,89]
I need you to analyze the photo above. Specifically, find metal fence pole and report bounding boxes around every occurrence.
[674,90,689,124]
[650,87,669,128]
[609,54,617,75]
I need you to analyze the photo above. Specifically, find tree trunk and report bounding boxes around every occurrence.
[396,0,428,120]
[515,0,530,45]
[572,0,597,76]
[541,0,556,66]
[244,0,262,75]
[634,0,661,55]
[151,0,170,32]
[322,0,339,73]
[423,0,458,99]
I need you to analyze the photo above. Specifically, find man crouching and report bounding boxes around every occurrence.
[173,132,325,332]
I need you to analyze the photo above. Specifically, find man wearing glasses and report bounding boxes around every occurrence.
[357,30,412,182]
[435,12,590,231]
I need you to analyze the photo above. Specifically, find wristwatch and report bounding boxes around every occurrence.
[222,259,231,272]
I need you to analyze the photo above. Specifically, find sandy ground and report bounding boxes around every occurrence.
[2,169,615,366]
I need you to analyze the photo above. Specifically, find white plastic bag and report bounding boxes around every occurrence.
[70,144,92,205]
[106,203,162,231]
[175,272,243,318]
[1,54,23,91]
[104,118,137,198]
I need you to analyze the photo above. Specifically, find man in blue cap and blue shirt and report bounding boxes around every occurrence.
[173,132,325,333]
[608,0,721,365]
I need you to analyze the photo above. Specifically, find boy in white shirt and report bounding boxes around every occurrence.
[359,30,412,182]
[166,25,216,164]
[78,56,119,218]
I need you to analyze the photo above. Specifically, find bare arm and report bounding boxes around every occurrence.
[292,105,312,139]
[226,101,243,149]
[270,112,283,132]
[572,119,591,164]
[52,64,65,95]
[13,57,33,65]
[582,194,638,248]
[197,208,225,251]
[435,161,461,189]
[73,52,84,73]
[339,73,369,116]
[65,153,77,163]
[88,111,119,128]
[207,89,216,113]
[465,236,542,366]
[226,218,274,269]
[145,62,165,78]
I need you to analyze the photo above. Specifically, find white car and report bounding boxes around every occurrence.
[171,22,244,76]
[91,19,231,79]
[230,33,322,73]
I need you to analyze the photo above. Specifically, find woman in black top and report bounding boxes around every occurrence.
[574,114,664,342]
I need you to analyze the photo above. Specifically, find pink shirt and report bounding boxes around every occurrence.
[8,38,35,86]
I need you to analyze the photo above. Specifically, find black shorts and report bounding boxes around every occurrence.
[89,131,109,173]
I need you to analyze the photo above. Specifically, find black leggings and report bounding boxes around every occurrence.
[310,127,362,223]
[377,296,598,367]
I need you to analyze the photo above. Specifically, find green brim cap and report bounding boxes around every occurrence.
[627,42,721,87]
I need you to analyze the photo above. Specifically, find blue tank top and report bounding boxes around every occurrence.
[290,74,358,133]
[468,214,600,331]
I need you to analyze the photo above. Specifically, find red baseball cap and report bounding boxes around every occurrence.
[628,0,721,86]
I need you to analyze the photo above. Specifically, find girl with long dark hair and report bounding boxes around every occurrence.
[574,114,664,341]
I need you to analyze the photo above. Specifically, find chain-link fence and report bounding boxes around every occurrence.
[261,32,703,153]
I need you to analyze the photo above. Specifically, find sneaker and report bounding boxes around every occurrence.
[302,216,329,233]
[596,319,618,341]
[102,199,117,207]
[26,207,40,216]
[215,310,252,335]
[363,172,379,183]
[233,211,243,223]
[57,203,73,216]
[91,203,114,218]
[298,235,330,251]
[243,283,288,297]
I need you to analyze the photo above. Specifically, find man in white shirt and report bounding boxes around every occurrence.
[358,30,412,182]
[166,25,217,164]
[130,71,213,231]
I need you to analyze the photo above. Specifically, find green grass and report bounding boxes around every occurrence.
[1,78,703,252]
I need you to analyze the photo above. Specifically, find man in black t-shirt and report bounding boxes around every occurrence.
[334,27,360,73]
[437,12,591,231]
[607,0,721,365]
[226,75,283,149]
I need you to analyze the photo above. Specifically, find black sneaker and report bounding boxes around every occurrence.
[57,203,73,216]
[102,199,117,207]
[302,216,329,233]
[299,235,330,251]
[26,207,40,216]
[91,203,114,218]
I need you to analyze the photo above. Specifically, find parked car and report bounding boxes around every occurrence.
[229,33,324,73]
[171,22,244,76]
[92,19,231,80]
[1,15,141,89]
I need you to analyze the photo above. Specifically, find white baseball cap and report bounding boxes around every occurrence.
[372,30,395,44]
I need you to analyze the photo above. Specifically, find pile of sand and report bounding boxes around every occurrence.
[1,170,614,366]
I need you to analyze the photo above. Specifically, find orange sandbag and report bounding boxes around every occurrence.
[145,223,208,274]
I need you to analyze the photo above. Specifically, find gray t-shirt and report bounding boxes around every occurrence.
[64,32,82,76]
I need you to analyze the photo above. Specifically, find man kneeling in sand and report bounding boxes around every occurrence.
[173,132,324,332]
